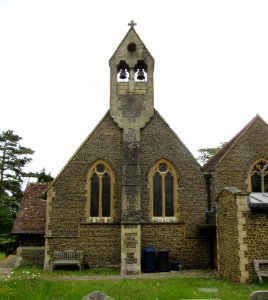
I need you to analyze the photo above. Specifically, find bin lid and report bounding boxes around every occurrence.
[144,246,156,253]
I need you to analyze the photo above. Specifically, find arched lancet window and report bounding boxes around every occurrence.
[149,159,178,221]
[85,160,114,221]
[248,158,268,193]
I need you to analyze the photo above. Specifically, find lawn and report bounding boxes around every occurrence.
[0,267,267,300]
[0,252,6,261]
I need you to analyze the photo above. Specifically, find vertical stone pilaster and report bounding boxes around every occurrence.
[236,195,250,283]
[121,224,141,274]
[44,187,54,270]
[121,128,141,274]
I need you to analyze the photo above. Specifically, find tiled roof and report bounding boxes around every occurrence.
[12,182,49,234]
[202,114,266,172]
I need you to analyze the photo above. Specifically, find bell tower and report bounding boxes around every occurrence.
[109,21,154,274]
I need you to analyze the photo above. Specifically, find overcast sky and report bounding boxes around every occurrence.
[1,0,268,180]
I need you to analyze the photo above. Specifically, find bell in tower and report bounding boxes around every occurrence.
[119,68,127,80]
[137,68,145,80]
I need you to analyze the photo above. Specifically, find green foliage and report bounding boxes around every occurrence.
[0,195,16,232]
[0,129,35,199]
[0,130,34,197]
[0,130,35,236]
[35,168,54,183]
[0,233,18,251]
[196,142,226,165]
[0,252,6,260]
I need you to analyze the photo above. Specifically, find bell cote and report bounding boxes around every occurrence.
[109,21,154,134]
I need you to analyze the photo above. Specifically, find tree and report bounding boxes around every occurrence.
[0,129,34,205]
[196,143,226,165]
[36,168,54,182]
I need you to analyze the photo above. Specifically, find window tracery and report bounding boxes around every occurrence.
[85,160,114,221]
[249,158,268,193]
[148,159,178,221]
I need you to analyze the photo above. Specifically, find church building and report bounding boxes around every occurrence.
[41,22,268,282]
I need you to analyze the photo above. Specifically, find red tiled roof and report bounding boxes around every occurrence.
[202,114,266,172]
[12,182,49,234]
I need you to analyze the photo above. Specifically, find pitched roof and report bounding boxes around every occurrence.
[109,25,154,63]
[202,114,267,172]
[12,182,49,234]
[249,193,268,211]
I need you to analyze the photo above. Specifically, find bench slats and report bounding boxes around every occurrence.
[51,250,83,271]
[254,259,268,284]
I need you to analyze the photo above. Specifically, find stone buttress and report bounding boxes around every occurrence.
[109,22,154,274]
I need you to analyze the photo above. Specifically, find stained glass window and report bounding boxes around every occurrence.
[250,159,268,193]
[150,160,176,218]
[88,161,113,219]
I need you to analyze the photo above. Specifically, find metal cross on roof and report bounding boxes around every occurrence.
[128,20,137,28]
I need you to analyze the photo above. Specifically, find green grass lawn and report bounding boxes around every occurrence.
[10,265,120,277]
[0,252,6,261]
[0,267,267,300]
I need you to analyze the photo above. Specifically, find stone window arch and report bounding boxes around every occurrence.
[148,159,178,222]
[247,158,268,193]
[85,160,115,222]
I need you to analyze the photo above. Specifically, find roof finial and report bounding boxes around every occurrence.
[128,20,137,28]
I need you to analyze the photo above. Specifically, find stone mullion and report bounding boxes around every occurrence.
[261,167,267,192]
[99,175,102,218]
[161,174,165,218]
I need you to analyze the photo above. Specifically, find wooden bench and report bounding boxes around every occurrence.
[51,250,83,271]
[254,259,268,284]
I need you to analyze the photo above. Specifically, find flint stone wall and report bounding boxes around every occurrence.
[210,117,268,207]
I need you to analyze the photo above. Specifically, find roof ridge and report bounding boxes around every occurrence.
[202,114,264,172]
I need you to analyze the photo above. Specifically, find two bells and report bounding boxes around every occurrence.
[119,68,146,80]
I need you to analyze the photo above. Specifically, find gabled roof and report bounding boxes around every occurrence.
[12,182,50,234]
[203,114,267,172]
[109,25,154,63]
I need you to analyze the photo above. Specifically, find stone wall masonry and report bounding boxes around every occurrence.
[245,212,268,281]
[211,117,268,207]
[48,224,121,268]
[16,246,45,267]
[216,190,241,282]
[141,224,210,269]
[46,109,211,271]
[47,114,123,238]
[140,112,208,236]
[217,188,268,283]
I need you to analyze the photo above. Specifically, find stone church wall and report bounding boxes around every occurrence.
[141,112,208,236]
[246,212,268,282]
[217,188,268,283]
[47,113,123,238]
[211,117,268,207]
[141,224,210,269]
[46,111,211,270]
[48,224,121,268]
[216,189,241,282]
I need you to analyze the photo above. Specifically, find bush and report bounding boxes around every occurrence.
[0,233,18,252]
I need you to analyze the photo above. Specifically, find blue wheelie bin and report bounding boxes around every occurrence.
[144,246,156,272]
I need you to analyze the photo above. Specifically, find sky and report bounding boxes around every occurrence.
[0,0,268,180]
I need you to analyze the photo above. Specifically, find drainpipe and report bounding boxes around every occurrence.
[204,172,212,211]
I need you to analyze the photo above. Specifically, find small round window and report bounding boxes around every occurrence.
[96,163,105,174]
[158,163,168,174]
[127,43,136,52]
